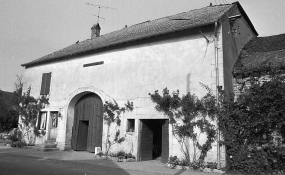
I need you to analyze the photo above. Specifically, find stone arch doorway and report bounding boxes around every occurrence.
[70,93,103,152]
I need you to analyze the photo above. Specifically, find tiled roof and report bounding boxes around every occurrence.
[233,34,285,76]
[22,3,236,67]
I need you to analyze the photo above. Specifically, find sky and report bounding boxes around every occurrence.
[0,0,285,92]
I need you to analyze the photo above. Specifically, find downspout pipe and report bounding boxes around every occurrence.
[214,21,221,169]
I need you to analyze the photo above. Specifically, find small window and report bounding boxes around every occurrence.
[38,112,47,130]
[51,111,58,128]
[127,119,135,132]
[40,73,51,95]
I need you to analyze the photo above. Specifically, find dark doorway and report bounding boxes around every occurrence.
[71,93,103,152]
[139,119,169,163]
[76,121,89,150]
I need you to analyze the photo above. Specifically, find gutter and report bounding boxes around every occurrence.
[22,22,219,68]
[214,21,222,169]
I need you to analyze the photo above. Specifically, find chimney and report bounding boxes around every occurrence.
[91,23,101,39]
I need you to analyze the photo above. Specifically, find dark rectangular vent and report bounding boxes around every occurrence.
[83,61,104,67]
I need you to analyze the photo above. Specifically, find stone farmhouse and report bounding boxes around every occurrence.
[21,2,258,165]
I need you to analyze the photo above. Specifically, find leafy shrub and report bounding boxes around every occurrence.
[114,151,135,159]
[7,134,18,142]
[12,141,27,148]
[168,156,190,166]
[168,156,178,164]
[116,150,126,157]
[205,162,217,170]
[217,74,285,173]
[228,145,285,174]
[125,153,135,159]
[189,161,203,170]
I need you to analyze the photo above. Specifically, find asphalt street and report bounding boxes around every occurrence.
[0,153,156,175]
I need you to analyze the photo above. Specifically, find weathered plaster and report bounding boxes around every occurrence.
[23,25,224,163]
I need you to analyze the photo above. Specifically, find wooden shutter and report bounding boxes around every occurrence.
[40,73,51,95]
[40,74,47,95]
[45,73,51,94]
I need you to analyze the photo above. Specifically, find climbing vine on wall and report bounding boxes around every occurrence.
[149,87,217,164]
[103,100,133,155]
[14,76,49,145]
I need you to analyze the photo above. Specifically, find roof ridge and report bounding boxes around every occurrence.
[109,3,233,32]
[22,3,235,67]
[245,48,285,53]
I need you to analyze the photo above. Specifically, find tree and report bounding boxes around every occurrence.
[13,76,49,144]
[149,87,217,165]
[0,90,18,132]
[103,100,133,155]
[0,75,22,132]
[217,73,285,174]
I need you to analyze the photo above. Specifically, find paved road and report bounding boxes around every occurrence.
[0,153,158,175]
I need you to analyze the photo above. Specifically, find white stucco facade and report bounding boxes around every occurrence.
[22,25,225,164]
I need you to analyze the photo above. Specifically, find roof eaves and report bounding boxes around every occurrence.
[22,20,218,68]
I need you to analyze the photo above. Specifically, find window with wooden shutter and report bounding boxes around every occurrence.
[40,73,51,95]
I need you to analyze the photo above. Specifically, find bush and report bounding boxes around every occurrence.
[217,75,285,173]
[168,156,178,164]
[114,151,135,159]
[12,141,27,148]
[228,145,285,174]
[116,150,126,157]
[168,156,190,166]
[205,162,217,169]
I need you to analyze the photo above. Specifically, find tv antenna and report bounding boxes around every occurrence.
[86,3,117,23]
[93,14,105,23]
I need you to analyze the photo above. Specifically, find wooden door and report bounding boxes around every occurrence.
[161,120,169,163]
[140,120,153,161]
[77,121,89,150]
[71,94,103,152]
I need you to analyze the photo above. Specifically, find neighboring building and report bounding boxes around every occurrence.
[233,33,285,77]
[233,34,285,143]
[233,33,285,94]
[21,2,257,165]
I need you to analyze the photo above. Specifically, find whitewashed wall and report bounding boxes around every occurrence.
[23,26,224,163]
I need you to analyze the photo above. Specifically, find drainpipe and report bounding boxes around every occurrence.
[214,21,221,169]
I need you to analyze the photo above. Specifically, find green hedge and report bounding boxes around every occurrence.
[229,145,285,174]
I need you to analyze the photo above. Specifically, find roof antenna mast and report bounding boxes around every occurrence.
[86,3,117,23]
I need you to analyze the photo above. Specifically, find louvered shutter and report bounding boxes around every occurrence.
[45,73,51,94]
[40,73,51,95]
[40,74,47,95]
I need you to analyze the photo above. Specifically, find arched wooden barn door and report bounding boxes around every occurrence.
[71,93,103,152]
